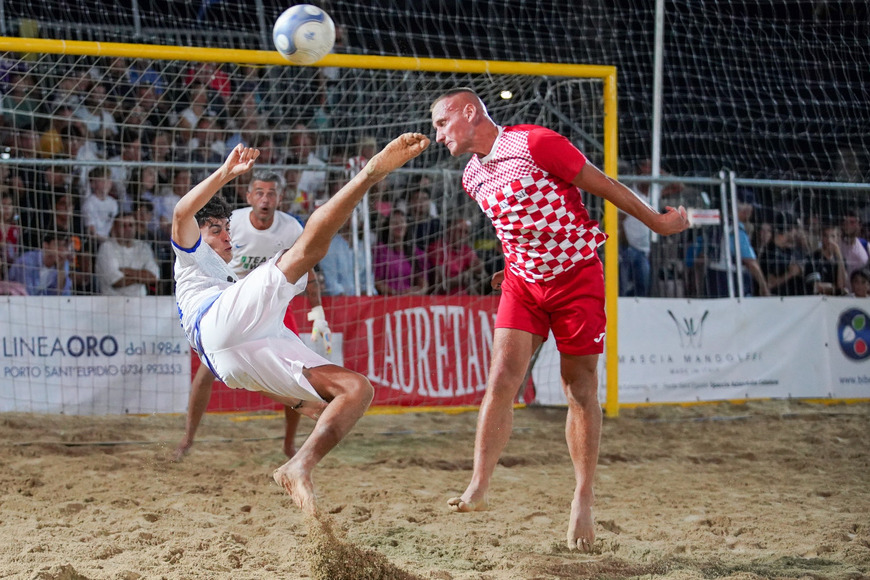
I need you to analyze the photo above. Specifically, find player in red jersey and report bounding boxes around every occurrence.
[431,88,689,552]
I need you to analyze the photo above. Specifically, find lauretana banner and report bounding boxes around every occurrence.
[203,295,502,411]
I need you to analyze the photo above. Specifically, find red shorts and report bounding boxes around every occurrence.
[496,259,606,356]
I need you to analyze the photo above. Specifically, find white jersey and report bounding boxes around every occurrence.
[228,208,304,277]
[173,237,239,347]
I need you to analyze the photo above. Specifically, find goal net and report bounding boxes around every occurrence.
[0,38,614,414]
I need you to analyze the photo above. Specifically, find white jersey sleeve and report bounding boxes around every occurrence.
[173,236,238,346]
[227,208,305,278]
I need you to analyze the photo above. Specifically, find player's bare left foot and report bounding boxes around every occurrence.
[170,439,193,462]
[273,461,318,515]
[567,494,595,552]
[366,133,430,179]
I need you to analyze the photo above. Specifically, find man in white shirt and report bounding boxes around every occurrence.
[94,212,160,296]
[172,169,331,461]
[170,134,429,514]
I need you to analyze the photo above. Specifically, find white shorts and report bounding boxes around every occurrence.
[198,261,330,403]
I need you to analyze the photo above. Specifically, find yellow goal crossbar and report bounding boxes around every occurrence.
[0,36,622,417]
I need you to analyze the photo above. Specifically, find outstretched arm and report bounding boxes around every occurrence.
[171,145,260,248]
[573,162,689,236]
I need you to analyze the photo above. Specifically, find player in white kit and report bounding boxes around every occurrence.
[172,170,332,461]
[171,133,430,514]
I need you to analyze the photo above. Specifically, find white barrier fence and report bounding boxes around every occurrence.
[534,297,870,405]
[2,296,868,414]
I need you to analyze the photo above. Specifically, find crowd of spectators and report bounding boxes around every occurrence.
[1,56,866,299]
[0,56,503,297]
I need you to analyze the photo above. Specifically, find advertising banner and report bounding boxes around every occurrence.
[1,296,189,414]
[824,299,870,399]
[532,297,862,405]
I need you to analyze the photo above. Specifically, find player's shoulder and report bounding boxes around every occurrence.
[231,207,252,219]
[505,124,551,136]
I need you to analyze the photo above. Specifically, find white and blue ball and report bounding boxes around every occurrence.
[272,4,336,65]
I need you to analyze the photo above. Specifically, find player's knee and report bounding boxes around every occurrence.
[564,383,599,410]
[355,375,375,408]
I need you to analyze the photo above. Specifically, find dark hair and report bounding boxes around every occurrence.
[42,231,71,245]
[851,268,870,285]
[195,195,232,228]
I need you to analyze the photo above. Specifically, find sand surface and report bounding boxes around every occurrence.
[1,400,868,579]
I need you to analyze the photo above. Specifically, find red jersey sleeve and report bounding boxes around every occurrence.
[526,126,587,183]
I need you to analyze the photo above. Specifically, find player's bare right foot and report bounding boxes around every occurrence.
[447,493,488,513]
[273,461,318,515]
[366,133,430,180]
[567,494,595,552]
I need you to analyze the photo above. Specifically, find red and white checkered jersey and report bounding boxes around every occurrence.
[462,124,608,283]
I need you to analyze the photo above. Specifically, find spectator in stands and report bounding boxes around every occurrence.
[51,192,91,294]
[2,70,38,130]
[8,231,73,295]
[850,269,870,298]
[131,199,172,295]
[0,188,21,280]
[618,168,653,296]
[760,212,810,296]
[703,188,770,297]
[64,123,102,195]
[805,224,848,296]
[838,209,870,293]
[184,62,230,116]
[252,132,283,165]
[403,185,442,256]
[372,209,428,296]
[152,167,187,239]
[74,82,119,155]
[38,103,80,159]
[108,128,143,212]
[147,129,174,187]
[319,218,367,296]
[82,165,119,244]
[7,129,39,203]
[289,123,327,203]
[176,83,213,150]
[49,65,89,111]
[95,212,160,296]
[282,152,311,218]
[429,216,487,295]
[189,115,226,177]
[128,165,159,209]
[24,165,76,248]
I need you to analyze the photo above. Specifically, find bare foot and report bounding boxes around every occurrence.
[273,461,318,515]
[567,495,595,552]
[170,439,192,462]
[366,133,430,180]
[447,494,488,513]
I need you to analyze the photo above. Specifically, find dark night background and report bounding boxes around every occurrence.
[3,0,869,181]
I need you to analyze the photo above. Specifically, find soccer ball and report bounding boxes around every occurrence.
[272,4,336,65]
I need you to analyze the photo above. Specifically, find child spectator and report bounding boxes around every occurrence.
[82,165,119,244]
